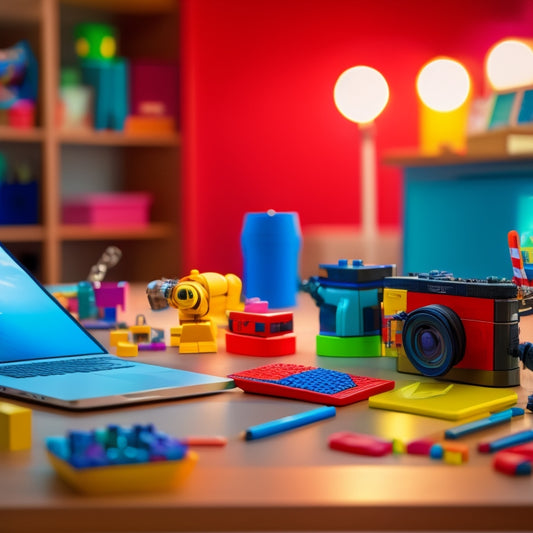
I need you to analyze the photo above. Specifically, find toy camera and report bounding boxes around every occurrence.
[382,271,520,387]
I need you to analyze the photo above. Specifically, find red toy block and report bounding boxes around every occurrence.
[228,310,293,338]
[406,438,435,455]
[225,330,295,356]
[328,431,393,457]
[493,442,533,475]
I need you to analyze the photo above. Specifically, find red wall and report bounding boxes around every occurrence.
[180,0,533,277]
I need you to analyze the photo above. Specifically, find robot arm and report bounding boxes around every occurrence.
[223,273,243,313]
[300,277,324,306]
[146,270,242,323]
[146,278,179,311]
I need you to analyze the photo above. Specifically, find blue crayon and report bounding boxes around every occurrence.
[445,407,524,439]
[478,429,533,453]
[244,405,336,441]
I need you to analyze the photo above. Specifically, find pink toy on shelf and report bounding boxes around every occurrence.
[62,193,152,227]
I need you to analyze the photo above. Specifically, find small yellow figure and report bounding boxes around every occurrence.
[147,270,243,353]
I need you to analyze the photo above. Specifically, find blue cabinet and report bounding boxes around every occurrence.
[390,154,533,280]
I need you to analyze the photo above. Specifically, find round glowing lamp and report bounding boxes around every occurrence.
[417,58,471,112]
[486,39,533,90]
[416,57,471,154]
[333,66,390,249]
[334,66,390,124]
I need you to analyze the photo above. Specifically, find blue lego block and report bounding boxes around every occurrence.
[269,367,356,395]
[318,259,395,286]
[81,58,129,131]
[305,259,393,343]
[0,182,38,224]
[102,307,117,322]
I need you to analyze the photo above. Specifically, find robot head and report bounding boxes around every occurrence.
[175,282,202,310]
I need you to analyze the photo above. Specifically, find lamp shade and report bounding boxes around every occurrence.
[486,38,533,90]
[416,58,471,112]
[333,66,389,124]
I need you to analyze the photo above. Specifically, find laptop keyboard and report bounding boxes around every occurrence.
[0,357,136,379]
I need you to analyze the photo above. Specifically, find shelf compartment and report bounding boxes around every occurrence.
[59,222,174,240]
[58,130,181,147]
[0,225,45,242]
[60,0,177,14]
[0,0,41,25]
[0,126,44,143]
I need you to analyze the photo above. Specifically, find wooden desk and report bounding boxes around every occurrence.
[2,287,533,533]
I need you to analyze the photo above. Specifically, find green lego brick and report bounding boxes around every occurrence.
[316,334,381,357]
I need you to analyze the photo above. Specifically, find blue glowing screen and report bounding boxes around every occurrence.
[0,245,106,363]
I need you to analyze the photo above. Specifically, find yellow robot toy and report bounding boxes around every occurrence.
[146,269,244,353]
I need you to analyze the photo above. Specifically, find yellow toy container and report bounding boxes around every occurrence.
[47,449,198,494]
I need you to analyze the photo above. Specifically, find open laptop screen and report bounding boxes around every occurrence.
[0,245,107,363]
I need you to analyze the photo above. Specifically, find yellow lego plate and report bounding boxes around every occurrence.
[47,450,198,494]
[368,381,518,420]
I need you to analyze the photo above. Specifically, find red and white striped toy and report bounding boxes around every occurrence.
[508,230,533,288]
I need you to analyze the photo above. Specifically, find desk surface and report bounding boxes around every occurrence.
[3,287,533,533]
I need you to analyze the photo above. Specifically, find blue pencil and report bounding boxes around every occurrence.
[445,407,524,439]
[244,405,336,441]
[478,428,533,453]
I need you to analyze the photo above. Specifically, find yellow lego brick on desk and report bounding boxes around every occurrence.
[129,325,151,343]
[0,402,32,451]
[116,342,138,357]
[110,329,129,347]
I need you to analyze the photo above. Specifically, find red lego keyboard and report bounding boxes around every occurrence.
[228,363,395,406]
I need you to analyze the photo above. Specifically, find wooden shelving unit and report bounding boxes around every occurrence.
[0,0,181,284]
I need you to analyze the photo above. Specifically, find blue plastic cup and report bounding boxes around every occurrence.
[241,210,302,309]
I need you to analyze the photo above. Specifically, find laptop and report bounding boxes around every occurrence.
[0,243,235,410]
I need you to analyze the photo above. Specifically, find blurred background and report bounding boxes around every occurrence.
[0,0,532,285]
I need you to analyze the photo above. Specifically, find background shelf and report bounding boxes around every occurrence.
[0,0,181,284]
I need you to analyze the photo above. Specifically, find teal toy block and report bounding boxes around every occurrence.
[317,286,380,337]
[81,58,129,130]
[303,260,395,359]
[316,334,382,357]
[0,402,32,451]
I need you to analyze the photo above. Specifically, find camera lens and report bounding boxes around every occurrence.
[402,304,465,377]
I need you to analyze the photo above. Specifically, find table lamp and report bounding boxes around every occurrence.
[416,57,471,154]
[333,66,389,253]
